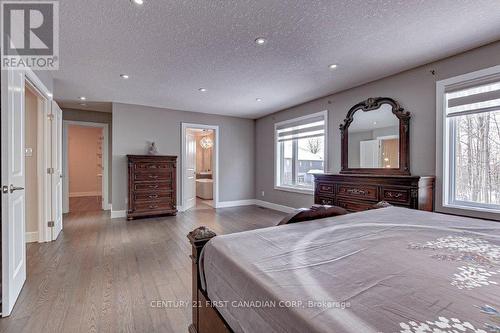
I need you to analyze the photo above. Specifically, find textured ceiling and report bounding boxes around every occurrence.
[54,0,500,119]
[58,101,112,113]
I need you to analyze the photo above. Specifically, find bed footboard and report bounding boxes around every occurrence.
[188,227,232,333]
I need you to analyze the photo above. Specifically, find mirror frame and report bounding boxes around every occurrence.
[340,97,411,175]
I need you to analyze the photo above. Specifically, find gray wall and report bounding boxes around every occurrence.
[62,108,113,202]
[255,41,500,211]
[112,103,255,211]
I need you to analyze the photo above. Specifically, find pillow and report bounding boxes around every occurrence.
[278,205,348,225]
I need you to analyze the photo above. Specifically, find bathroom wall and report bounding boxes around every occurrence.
[196,131,214,174]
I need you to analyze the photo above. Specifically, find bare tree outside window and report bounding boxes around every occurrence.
[305,138,322,155]
[454,110,500,205]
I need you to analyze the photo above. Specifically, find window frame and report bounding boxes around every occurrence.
[437,65,500,217]
[274,110,328,195]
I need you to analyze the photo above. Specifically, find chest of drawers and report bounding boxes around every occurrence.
[314,174,434,212]
[127,155,177,220]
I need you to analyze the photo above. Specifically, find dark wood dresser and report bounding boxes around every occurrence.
[314,174,435,212]
[127,155,177,220]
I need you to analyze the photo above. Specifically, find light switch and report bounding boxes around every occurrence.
[25,147,33,157]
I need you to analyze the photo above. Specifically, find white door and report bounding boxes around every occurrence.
[1,69,27,316]
[184,131,197,210]
[51,102,63,240]
[360,139,380,168]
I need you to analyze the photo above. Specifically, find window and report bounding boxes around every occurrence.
[275,111,327,193]
[443,78,500,212]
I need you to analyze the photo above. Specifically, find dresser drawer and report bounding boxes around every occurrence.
[337,184,378,200]
[316,182,335,195]
[133,172,172,182]
[315,196,334,206]
[134,181,171,192]
[336,198,375,212]
[133,162,173,172]
[381,187,412,204]
[134,191,172,202]
[133,199,174,212]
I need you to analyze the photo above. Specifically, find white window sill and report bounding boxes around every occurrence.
[443,203,500,215]
[274,185,313,195]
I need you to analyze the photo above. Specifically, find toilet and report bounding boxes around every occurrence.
[196,178,213,200]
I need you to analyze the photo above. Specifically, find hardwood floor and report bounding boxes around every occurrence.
[69,196,102,212]
[0,205,286,333]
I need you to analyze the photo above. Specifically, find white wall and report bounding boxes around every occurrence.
[255,41,500,211]
[112,103,255,211]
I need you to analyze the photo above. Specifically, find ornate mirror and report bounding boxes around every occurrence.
[340,97,410,175]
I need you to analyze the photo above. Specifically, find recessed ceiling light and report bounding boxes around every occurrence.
[328,64,338,70]
[198,88,207,92]
[254,37,267,45]
[120,74,129,79]
[131,0,144,5]
[256,98,263,102]
[79,96,86,101]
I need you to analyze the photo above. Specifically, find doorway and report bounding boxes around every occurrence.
[181,123,219,211]
[63,122,109,213]
[1,68,61,316]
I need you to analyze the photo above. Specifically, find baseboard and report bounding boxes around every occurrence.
[103,203,112,211]
[216,199,256,208]
[25,231,39,243]
[177,200,295,213]
[111,210,126,219]
[69,191,102,198]
[215,199,296,213]
[254,200,296,213]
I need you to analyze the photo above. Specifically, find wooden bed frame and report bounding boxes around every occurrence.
[187,205,351,333]
[188,226,232,333]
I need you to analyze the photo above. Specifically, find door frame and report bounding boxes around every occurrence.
[24,77,52,243]
[62,121,109,212]
[180,123,219,210]
[1,67,53,316]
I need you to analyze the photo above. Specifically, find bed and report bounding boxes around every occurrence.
[188,206,500,333]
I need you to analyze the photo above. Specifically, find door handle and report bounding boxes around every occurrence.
[9,185,24,193]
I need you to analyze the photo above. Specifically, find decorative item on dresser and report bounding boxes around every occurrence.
[127,155,177,220]
[314,97,435,212]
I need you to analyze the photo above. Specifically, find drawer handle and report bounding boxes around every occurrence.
[321,199,332,205]
[148,165,158,169]
[149,205,158,209]
[149,175,159,179]
[149,194,159,199]
[149,185,159,189]
[347,188,367,195]
[386,192,403,199]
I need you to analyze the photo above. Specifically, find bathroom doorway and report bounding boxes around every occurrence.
[181,123,219,211]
